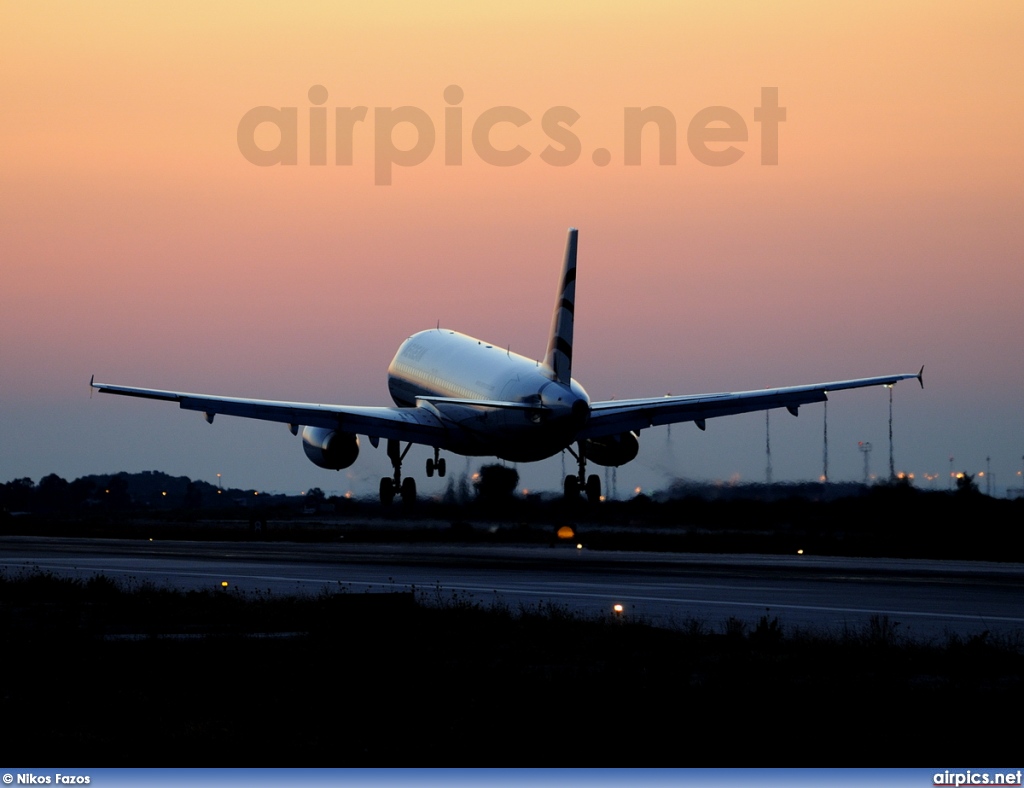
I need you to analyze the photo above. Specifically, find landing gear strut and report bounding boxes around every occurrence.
[426,447,446,478]
[380,439,417,505]
[564,443,601,503]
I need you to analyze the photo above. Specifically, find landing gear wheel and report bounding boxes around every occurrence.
[427,450,446,479]
[379,477,395,506]
[585,474,602,503]
[564,475,580,499]
[400,476,417,505]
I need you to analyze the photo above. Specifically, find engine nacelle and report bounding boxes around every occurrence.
[584,431,640,467]
[301,426,360,470]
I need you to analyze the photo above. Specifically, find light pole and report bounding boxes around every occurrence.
[887,385,895,481]
[821,401,828,483]
[859,441,872,485]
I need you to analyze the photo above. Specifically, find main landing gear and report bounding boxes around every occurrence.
[379,442,446,505]
[564,443,601,503]
[425,447,446,479]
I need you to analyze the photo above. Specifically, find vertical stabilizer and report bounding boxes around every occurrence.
[544,228,578,384]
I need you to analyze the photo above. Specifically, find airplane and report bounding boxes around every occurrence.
[92,228,923,504]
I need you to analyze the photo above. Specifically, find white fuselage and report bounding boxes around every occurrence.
[387,329,591,462]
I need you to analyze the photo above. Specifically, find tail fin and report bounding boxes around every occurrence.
[544,228,578,384]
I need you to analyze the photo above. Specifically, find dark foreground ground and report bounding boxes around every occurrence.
[3,570,1021,763]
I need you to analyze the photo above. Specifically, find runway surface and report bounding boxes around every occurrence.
[3,535,1023,640]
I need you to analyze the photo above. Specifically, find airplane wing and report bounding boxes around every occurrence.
[90,378,450,447]
[580,368,923,439]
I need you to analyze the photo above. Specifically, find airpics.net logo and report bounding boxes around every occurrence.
[934,772,1024,786]
[237,85,786,185]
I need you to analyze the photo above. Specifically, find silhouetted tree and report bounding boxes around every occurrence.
[104,474,132,509]
[955,473,980,496]
[1,478,35,511]
[68,477,96,507]
[36,474,70,511]
[184,480,203,509]
[474,464,519,502]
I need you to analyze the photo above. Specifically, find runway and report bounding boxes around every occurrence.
[3,535,1022,640]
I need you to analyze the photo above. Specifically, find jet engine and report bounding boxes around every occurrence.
[583,431,640,467]
[301,426,360,470]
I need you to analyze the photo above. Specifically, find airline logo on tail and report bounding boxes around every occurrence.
[544,227,578,384]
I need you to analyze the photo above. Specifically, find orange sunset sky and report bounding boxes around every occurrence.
[2,1,1023,496]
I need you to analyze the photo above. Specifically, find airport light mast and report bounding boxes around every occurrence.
[821,401,829,482]
[887,385,895,481]
[858,441,872,485]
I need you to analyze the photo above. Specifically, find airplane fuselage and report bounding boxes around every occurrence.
[387,329,591,462]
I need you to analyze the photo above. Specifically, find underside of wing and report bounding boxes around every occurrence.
[90,379,449,447]
[414,395,542,410]
[581,369,923,439]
